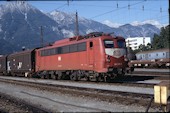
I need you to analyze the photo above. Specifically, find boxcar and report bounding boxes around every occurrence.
[7,49,36,77]
[0,55,7,75]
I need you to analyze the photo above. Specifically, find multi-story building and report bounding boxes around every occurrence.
[125,37,151,50]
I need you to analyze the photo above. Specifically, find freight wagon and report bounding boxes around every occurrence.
[0,56,7,75]
[129,48,170,68]
[7,49,36,77]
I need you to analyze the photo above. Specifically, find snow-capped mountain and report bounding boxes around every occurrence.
[48,10,160,38]
[47,10,115,38]
[102,20,122,28]
[130,20,166,29]
[103,19,165,29]
[0,1,161,55]
[118,24,160,38]
[0,1,63,54]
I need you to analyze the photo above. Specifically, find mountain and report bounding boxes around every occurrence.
[0,2,63,54]
[118,24,160,38]
[0,1,160,55]
[48,10,160,38]
[130,20,166,29]
[47,10,115,37]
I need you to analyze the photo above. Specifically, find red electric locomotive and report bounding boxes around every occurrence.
[35,32,127,82]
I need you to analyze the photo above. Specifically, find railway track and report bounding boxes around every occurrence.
[133,68,170,75]
[0,76,162,112]
[0,76,154,95]
[0,71,168,112]
[0,75,159,89]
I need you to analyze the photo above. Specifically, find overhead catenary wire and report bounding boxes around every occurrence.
[0,1,168,34]
[90,0,146,19]
[0,1,168,24]
[0,1,169,52]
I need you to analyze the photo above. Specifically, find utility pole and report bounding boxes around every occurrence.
[67,0,69,6]
[40,26,44,47]
[75,11,79,36]
[143,37,145,46]
[168,0,170,22]
[143,37,145,51]
[128,40,130,47]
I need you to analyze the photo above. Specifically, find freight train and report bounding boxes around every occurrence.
[0,32,128,82]
[128,48,170,68]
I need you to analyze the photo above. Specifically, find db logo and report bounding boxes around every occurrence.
[114,50,121,56]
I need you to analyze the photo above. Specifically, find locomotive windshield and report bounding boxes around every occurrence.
[117,40,125,48]
[104,40,114,48]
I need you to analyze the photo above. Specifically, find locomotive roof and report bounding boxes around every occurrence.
[136,48,170,54]
[53,32,124,45]
[38,32,125,50]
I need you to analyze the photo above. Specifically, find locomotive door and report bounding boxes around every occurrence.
[88,41,94,66]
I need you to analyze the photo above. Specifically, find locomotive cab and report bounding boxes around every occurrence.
[35,32,128,82]
[102,36,127,77]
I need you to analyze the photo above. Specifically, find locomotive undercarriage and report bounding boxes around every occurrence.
[35,68,125,82]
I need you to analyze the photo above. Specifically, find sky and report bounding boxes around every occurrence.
[0,0,169,27]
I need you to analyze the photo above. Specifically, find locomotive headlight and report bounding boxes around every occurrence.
[124,58,128,61]
[124,55,128,61]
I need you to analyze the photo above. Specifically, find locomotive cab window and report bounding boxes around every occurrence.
[104,40,114,48]
[90,42,93,48]
[117,40,125,48]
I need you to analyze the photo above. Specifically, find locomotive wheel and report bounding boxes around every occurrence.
[56,71,63,80]
[84,76,90,81]
[40,74,46,79]
[51,74,57,80]
[70,71,80,81]
[96,75,103,82]
[77,75,81,81]
[104,76,111,82]
[57,74,62,80]
[70,72,78,81]
[45,74,50,79]
[70,75,77,81]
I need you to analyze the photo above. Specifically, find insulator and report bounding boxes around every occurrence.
[128,4,130,10]
[142,5,144,11]
[160,7,162,13]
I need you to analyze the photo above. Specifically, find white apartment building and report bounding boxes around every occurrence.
[125,37,151,50]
